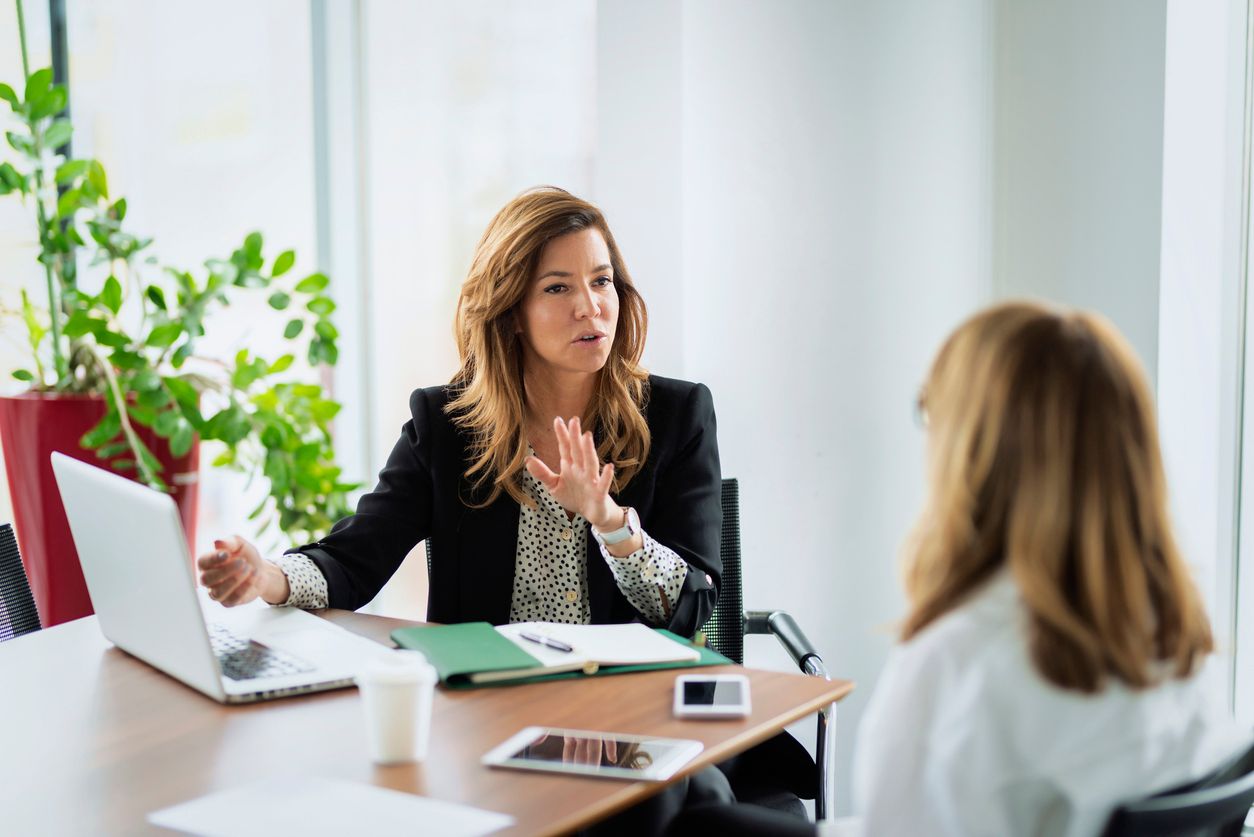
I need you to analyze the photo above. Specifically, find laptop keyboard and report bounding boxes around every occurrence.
[207,623,316,681]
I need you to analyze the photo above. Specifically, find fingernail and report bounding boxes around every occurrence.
[216,550,226,560]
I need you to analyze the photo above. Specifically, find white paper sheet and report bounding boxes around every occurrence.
[148,776,514,837]
[497,621,701,667]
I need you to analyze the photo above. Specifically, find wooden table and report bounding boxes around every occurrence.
[0,611,853,835]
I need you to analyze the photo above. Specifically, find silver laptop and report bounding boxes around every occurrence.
[51,452,389,704]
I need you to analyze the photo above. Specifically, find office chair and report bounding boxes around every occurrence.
[1101,739,1254,837]
[700,478,834,821]
[0,523,41,641]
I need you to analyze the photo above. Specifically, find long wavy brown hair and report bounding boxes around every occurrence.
[445,187,650,507]
[902,301,1213,692]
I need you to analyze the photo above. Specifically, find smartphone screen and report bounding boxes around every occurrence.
[682,679,745,707]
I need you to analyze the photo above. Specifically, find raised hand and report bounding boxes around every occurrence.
[525,416,619,529]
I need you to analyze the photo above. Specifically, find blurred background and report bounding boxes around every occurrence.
[0,0,1249,816]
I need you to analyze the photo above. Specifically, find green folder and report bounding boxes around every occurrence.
[390,622,732,689]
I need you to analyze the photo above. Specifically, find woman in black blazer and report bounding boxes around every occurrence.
[197,186,722,640]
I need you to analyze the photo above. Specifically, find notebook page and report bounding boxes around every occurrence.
[497,622,700,667]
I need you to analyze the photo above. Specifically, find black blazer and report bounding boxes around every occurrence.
[291,375,722,638]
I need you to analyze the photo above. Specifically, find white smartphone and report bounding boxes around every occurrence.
[482,726,703,782]
[673,673,751,718]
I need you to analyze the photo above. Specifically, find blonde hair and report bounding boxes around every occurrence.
[446,187,650,507]
[902,300,1213,692]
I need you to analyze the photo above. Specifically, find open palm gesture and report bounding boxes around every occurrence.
[525,416,617,528]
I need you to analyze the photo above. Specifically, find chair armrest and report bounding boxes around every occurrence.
[745,609,824,675]
[745,608,834,820]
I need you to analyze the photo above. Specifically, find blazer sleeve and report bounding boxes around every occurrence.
[286,388,435,610]
[648,382,722,637]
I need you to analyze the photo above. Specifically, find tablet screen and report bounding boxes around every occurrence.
[512,732,660,772]
[490,727,701,780]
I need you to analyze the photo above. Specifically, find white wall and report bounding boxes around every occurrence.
[993,0,1168,382]
[600,0,995,813]
[1157,0,1249,719]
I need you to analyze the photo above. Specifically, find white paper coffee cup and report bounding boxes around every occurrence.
[355,650,438,764]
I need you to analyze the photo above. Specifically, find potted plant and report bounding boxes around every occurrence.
[0,14,356,626]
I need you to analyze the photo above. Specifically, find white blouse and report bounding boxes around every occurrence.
[828,572,1249,837]
[270,465,688,625]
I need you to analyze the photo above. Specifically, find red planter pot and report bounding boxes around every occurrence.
[0,392,199,627]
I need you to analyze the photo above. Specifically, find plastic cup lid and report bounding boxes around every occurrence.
[356,650,437,686]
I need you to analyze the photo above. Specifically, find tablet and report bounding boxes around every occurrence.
[482,726,703,782]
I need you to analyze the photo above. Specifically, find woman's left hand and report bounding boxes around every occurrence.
[525,416,619,528]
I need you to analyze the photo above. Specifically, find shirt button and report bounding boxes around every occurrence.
[561,528,573,541]
[565,590,578,603]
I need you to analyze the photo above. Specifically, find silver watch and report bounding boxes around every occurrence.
[592,507,640,546]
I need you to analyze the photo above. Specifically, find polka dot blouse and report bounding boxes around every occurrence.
[270,466,688,626]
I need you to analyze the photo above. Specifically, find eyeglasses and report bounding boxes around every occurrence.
[914,388,929,429]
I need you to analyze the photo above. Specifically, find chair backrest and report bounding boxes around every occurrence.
[700,478,744,664]
[1102,740,1254,837]
[0,523,41,641]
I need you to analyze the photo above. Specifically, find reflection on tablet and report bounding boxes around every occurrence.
[483,726,703,782]
[518,733,655,771]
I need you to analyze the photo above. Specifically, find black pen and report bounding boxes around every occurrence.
[519,631,574,653]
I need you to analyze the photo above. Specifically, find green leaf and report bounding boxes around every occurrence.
[154,409,180,437]
[211,450,235,467]
[267,291,290,310]
[43,117,72,149]
[283,318,304,339]
[0,162,22,193]
[171,343,193,368]
[82,409,122,448]
[137,388,171,409]
[95,441,131,459]
[311,400,342,422]
[23,69,53,109]
[88,160,108,199]
[55,159,91,184]
[95,330,129,349]
[314,320,339,340]
[111,197,127,221]
[264,450,291,494]
[145,285,167,310]
[170,422,194,457]
[269,354,295,374]
[63,310,93,338]
[0,83,17,108]
[244,231,263,255]
[132,368,162,391]
[29,85,67,121]
[111,458,136,472]
[294,272,329,294]
[12,369,34,382]
[306,296,336,316]
[146,322,183,348]
[271,249,296,277]
[56,188,85,219]
[5,131,34,155]
[247,497,269,521]
[127,405,157,427]
[164,376,198,407]
[101,275,123,314]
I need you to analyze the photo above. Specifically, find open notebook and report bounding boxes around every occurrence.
[391,621,711,687]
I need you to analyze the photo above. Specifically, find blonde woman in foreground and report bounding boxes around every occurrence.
[849,301,1248,836]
